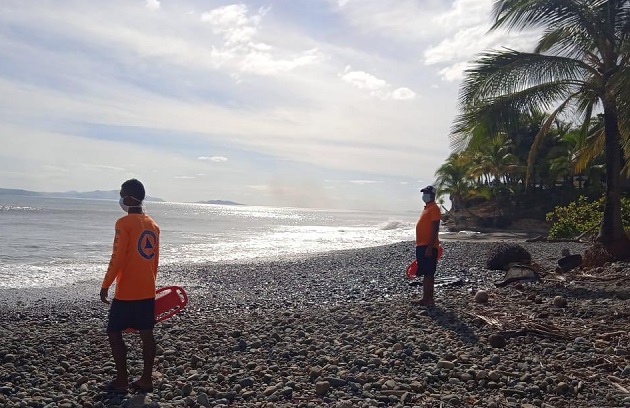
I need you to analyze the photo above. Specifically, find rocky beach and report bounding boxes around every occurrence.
[0,239,628,407]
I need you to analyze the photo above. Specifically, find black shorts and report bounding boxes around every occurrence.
[415,245,438,278]
[107,298,155,332]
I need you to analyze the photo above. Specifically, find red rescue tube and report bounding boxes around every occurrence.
[405,245,444,279]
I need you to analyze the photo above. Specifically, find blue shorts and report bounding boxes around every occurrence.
[415,246,438,278]
[107,298,155,332]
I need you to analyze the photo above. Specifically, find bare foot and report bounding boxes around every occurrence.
[129,379,153,393]
[101,378,128,393]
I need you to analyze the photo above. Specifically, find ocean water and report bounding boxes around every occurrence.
[0,196,419,289]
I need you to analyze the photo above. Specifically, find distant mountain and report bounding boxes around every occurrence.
[196,199,245,206]
[0,188,164,202]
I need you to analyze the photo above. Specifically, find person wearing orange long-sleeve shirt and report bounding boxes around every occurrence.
[414,185,441,306]
[100,179,160,393]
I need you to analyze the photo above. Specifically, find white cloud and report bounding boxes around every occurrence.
[423,0,540,81]
[349,180,381,185]
[340,67,416,100]
[391,87,416,100]
[437,61,471,82]
[145,0,160,11]
[331,0,451,42]
[247,184,269,191]
[240,48,322,75]
[200,4,262,46]
[175,176,195,179]
[340,68,388,91]
[434,0,490,28]
[198,156,228,162]
[78,164,126,172]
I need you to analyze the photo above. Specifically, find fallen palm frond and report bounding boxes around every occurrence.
[611,382,630,394]
[597,331,628,340]
[573,273,628,282]
[463,311,572,339]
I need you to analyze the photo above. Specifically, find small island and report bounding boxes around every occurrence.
[195,200,245,206]
[0,188,164,202]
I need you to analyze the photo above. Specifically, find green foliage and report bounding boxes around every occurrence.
[546,196,630,239]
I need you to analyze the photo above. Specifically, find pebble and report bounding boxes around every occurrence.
[553,296,568,308]
[474,290,489,303]
[488,334,506,348]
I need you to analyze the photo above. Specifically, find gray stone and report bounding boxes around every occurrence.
[437,360,455,370]
[182,383,193,397]
[315,381,330,396]
[2,354,16,363]
[263,386,276,396]
[323,377,347,388]
[474,290,489,303]
[488,371,501,382]
[197,393,210,407]
[239,377,255,387]
[553,296,568,308]
[489,334,506,348]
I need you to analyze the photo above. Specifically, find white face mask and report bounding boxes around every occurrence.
[422,193,432,203]
[119,196,142,213]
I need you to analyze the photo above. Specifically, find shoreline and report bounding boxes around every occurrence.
[0,237,573,308]
[2,240,628,407]
[0,231,552,306]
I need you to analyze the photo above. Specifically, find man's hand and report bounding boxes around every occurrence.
[100,287,110,304]
[424,246,433,258]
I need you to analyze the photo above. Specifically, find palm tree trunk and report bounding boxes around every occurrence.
[597,100,630,258]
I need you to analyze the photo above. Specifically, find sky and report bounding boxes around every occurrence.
[0,0,539,211]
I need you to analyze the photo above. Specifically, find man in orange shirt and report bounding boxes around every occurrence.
[100,179,160,393]
[414,185,441,305]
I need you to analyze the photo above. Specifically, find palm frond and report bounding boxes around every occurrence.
[573,97,596,146]
[620,2,630,45]
[460,50,595,106]
[491,0,595,33]
[610,65,630,175]
[451,81,581,151]
[574,126,605,173]
[573,90,599,125]
[525,97,574,185]
[611,66,630,120]
[535,26,600,59]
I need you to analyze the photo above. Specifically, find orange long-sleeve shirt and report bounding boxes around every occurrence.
[101,213,160,300]
[415,201,441,248]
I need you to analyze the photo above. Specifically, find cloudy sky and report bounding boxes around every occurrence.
[0,0,538,210]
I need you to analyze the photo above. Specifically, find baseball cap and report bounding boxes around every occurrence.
[420,185,436,195]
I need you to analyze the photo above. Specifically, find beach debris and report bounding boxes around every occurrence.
[408,276,463,287]
[485,243,532,271]
[474,290,489,303]
[464,311,573,340]
[526,234,547,242]
[582,243,616,268]
[558,254,583,272]
[495,264,540,287]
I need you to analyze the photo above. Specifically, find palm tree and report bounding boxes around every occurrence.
[434,153,474,211]
[452,0,630,257]
[471,134,520,186]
